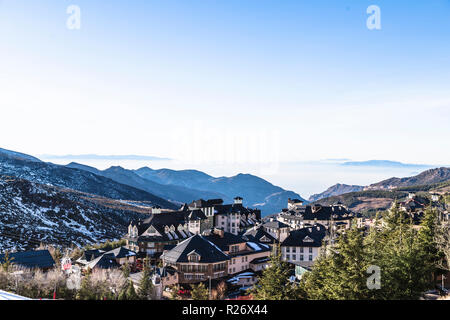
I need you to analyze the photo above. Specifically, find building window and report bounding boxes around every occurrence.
[309,255,313,261]
[300,255,304,261]
[286,247,290,253]
[300,248,304,253]
[286,254,290,260]
[292,255,296,261]
[309,247,313,253]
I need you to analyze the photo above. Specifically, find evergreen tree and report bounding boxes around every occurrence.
[119,280,138,300]
[302,225,370,300]
[251,244,301,300]
[76,274,94,300]
[417,206,441,284]
[137,258,154,300]
[121,262,131,279]
[365,205,434,299]
[190,282,209,300]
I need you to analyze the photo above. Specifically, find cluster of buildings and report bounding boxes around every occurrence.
[109,197,363,295]
[3,191,449,299]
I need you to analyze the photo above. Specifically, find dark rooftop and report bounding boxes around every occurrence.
[162,235,230,264]
[0,250,55,269]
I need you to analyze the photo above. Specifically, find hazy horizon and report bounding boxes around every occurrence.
[36,152,444,199]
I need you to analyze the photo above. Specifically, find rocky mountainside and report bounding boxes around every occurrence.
[134,168,306,215]
[314,167,450,215]
[311,167,450,202]
[309,184,364,202]
[0,156,177,210]
[366,167,450,190]
[0,176,148,251]
[314,189,409,212]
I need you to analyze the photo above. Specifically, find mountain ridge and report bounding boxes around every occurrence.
[133,167,306,215]
[0,155,177,210]
[309,184,364,202]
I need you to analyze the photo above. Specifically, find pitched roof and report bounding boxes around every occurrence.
[86,254,120,270]
[79,249,105,263]
[129,210,199,242]
[103,247,136,259]
[203,232,247,251]
[263,220,289,229]
[249,256,270,265]
[243,226,277,244]
[0,250,55,269]
[162,235,230,264]
[281,224,327,247]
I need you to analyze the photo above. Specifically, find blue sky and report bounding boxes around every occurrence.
[1,0,449,169]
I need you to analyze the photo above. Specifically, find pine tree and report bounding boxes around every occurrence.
[76,274,94,300]
[137,258,153,300]
[251,244,300,300]
[417,206,441,285]
[119,280,138,300]
[302,225,370,300]
[366,205,434,299]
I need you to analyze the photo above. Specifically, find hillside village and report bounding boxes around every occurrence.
[1,148,450,300]
[1,188,449,300]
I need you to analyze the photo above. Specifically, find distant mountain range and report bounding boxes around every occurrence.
[366,167,450,190]
[132,167,305,214]
[313,167,450,213]
[310,167,450,202]
[0,147,305,216]
[0,149,177,210]
[341,160,433,168]
[66,163,226,205]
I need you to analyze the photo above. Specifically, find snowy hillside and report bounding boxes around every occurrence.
[0,176,148,251]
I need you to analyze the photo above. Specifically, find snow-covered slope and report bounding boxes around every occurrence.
[0,176,148,251]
